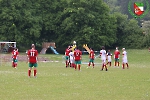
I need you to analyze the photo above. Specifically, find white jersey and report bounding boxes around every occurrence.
[122,51,127,59]
[69,52,74,63]
[100,50,106,60]
[122,51,128,63]
[107,52,112,62]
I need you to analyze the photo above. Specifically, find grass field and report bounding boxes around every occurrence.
[0,49,150,100]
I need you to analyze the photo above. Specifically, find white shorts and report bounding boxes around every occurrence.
[122,58,128,63]
[107,56,111,62]
[101,57,106,63]
[70,58,75,64]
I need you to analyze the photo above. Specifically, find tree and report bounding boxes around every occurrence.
[54,0,117,50]
[103,0,121,13]
[114,12,143,48]
[141,21,150,47]
[0,0,42,47]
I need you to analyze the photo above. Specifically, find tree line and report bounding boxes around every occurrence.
[0,0,149,51]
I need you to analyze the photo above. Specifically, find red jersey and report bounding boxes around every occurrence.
[74,49,82,61]
[27,49,38,63]
[90,50,95,59]
[65,48,70,56]
[114,50,120,58]
[12,50,19,59]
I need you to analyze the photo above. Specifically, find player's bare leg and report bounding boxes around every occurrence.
[108,62,111,67]
[101,63,104,71]
[106,62,109,66]
[126,63,129,69]
[104,62,108,71]
[105,64,108,71]
[65,60,68,68]
[107,62,111,67]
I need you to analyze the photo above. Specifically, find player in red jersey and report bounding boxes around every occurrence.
[74,47,82,71]
[12,48,19,69]
[88,48,95,68]
[65,46,71,68]
[114,47,120,67]
[27,44,38,78]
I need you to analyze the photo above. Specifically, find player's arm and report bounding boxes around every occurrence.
[27,55,29,63]
[99,52,102,58]
[36,51,39,62]
[89,52,91,58]
[114,54,115,59]
[80,51,82,60]
[122,53,124,59]
[36,56,39,62]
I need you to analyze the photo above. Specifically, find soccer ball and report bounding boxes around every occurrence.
[73,41,76,45]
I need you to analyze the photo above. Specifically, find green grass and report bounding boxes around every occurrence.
[0,49,150,100]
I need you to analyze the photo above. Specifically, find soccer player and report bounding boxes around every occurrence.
[65,46,71,68]
[122,48,129,69]
[74,47,82,71]
[100,46,108,71]
[12,48,19,69]
[69,50,75,68]
[27,44,38,78]
[88,48,95,68]
[106,50,112,67]
[114,47,120,67]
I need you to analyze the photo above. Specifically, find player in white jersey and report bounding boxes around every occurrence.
[100,46,108,71]
[122,48,129,69]
[106,50,112,67]
[69,50,75,68]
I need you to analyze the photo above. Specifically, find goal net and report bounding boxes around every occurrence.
[0,42,16,66]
